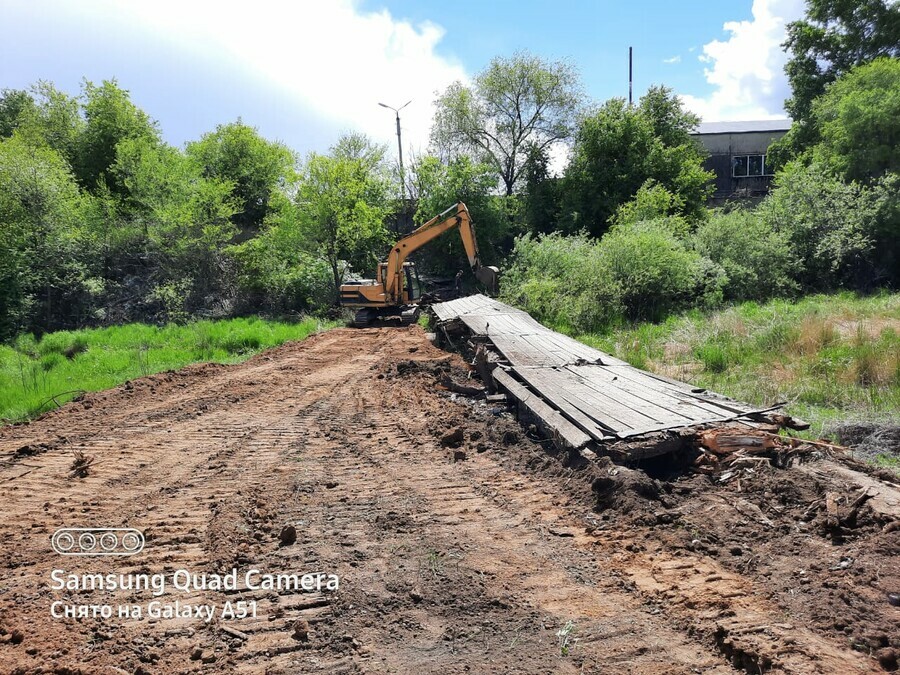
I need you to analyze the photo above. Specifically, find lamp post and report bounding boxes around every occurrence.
[378,100,411,201]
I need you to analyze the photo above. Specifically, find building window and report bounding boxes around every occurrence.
[732,154,770,177]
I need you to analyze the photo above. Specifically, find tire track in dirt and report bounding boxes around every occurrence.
[0,327,884,673]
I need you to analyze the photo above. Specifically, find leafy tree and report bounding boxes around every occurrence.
[811,57,900,181]
[521,143,562,235]
[0,135,96,337]
[187,121,296,235]
[431,51,581,196]
[771,0,900,163]
[297,135,392,299]
[638,85,700,148]
[410,154,510,278]
[1,83,84,167]
[77,80,160,195]
[561,92,712,237]
[0,89,36,139]
[113,138,238,309]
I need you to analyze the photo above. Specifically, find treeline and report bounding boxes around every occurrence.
[0,79,402,339]
[498,0,900,332]
[1,0,898,341]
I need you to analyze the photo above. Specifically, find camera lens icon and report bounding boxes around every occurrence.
[52,528,144,556]
[99,532,118,551]
[54,531,75,552]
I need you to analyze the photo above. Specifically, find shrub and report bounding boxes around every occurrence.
[692,208,798,301]
[501,233,621,332]
[761,161,878,290]
[502,219,724,332]
[229,221,335,316]
[596,218,723,322]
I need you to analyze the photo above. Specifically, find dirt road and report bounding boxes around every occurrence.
[0,327,896,673]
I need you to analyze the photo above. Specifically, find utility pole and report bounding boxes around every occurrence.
[628,46,633,106]
[378,100,411,200]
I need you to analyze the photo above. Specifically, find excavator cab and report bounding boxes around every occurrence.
[373,262,422,303]
[404,263,423,302]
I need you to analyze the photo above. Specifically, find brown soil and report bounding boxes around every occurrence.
[0,326,896,674]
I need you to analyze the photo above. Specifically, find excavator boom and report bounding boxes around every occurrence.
[339,202,499,325]
[383,202,498,298]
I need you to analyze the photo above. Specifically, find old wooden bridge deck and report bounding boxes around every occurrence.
[432,295,771,454]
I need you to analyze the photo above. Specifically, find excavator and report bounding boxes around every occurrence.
[340,202,499,327]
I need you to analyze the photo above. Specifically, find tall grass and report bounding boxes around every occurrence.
[572,292,900,437]
[0,317,336,423]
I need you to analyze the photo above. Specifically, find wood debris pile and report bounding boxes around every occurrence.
[694,426,843,483]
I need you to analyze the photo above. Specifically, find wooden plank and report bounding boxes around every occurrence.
[518,366,670,431]
[567,365,726,423]
[513,367,633,438]
[492,369,593,449]
[432,294,771,440]
[553,376,673,432]
[605,365,754,412]
[566,373,694,427]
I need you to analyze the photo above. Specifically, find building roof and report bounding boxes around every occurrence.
[691,119,793,135]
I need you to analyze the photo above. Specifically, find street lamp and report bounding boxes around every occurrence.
[378,100,411,201]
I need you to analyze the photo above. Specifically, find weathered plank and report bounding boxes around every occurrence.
[565,365,730,423]
[512,367,628,439]
[492,368,592,449]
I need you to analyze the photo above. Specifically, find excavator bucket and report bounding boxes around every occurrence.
[475,266,500,295]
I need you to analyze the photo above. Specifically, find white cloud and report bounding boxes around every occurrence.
[680,0,805,122]
[663,55,682,64]
[37,0,468,158]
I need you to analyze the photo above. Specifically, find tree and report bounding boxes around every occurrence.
[411,154,509,277]
[561,91,712,237]
[0,89,36,139]
[811,57,900,181]
[638,85,700,148]
[0,135,94,337]
[297,135,392,299]
[521,143,562,235]
[77,80,160,194]
[113,138,238,307]
[771,0,900,163]
[187,121,296,235]
[1,84,84,167]
[431,51,581,196]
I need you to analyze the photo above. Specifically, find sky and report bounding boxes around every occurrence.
[0,0,804,161]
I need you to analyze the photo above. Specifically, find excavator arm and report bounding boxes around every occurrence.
[383,202,499,301]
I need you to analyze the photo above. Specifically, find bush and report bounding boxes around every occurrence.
[501,233,621,332]
[597,218,723,322]
[692,208,798,301]
[502,219,723,332]
[229,213,335,315]
[761,161,879,290]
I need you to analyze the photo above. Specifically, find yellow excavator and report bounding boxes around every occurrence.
[340,202,499,327]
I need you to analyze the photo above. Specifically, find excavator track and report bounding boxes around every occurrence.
[352,306,421,328]
[352,308,378,328]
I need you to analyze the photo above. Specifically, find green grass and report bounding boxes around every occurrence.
[0,316,337,424]
[568,292,900,438]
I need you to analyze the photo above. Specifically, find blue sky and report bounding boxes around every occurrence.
[0,0,802,160]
